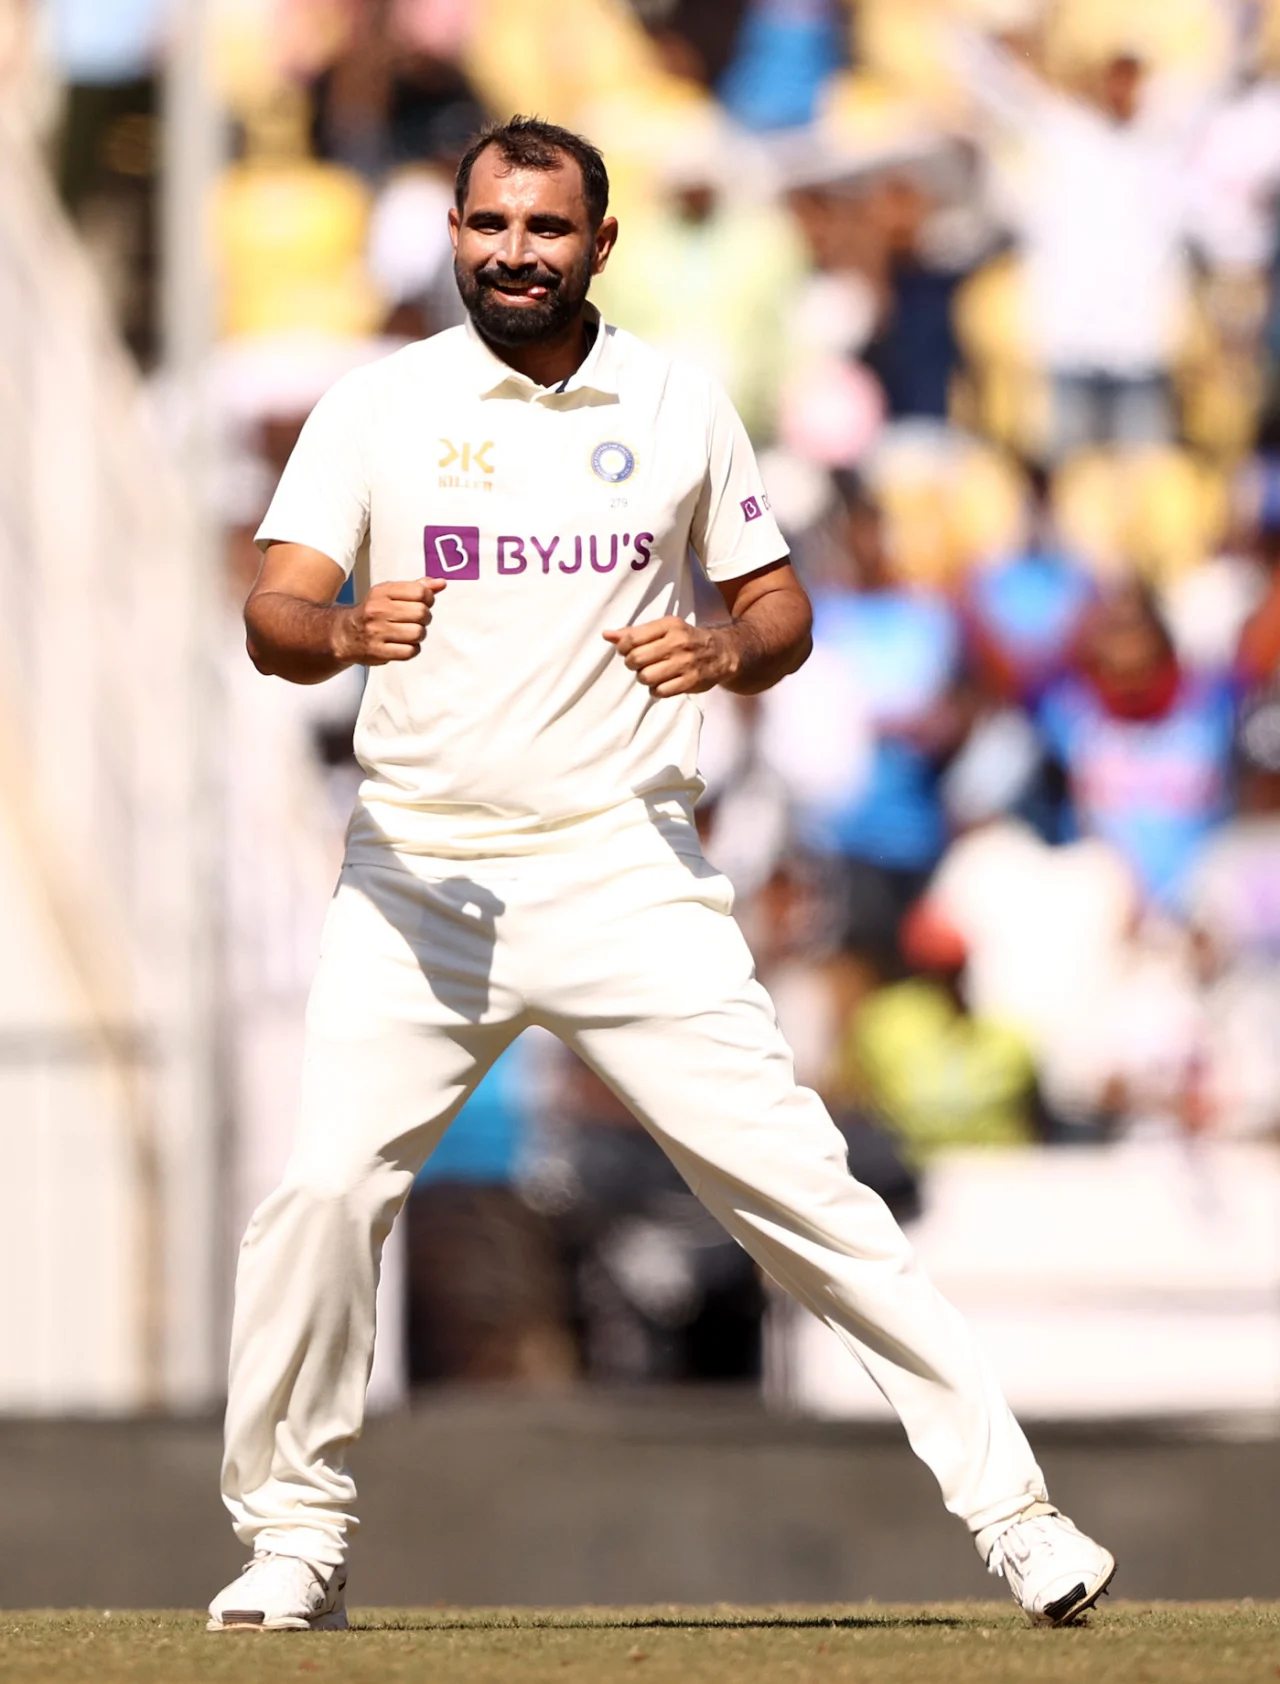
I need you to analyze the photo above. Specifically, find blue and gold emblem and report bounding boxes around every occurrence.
[590,441,636,484]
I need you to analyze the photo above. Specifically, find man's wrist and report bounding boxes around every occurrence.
[328,604,357,665]
[714,621,762,689]
[709,623,743,686]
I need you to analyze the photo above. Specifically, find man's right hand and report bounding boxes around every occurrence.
[332,579,446,666]
[246,544,448,685]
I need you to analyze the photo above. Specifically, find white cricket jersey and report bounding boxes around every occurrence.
[255,306,787,858]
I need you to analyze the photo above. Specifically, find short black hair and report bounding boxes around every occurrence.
[454,115,610,229]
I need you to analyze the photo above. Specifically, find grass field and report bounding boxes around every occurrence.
[1,1604,1277,1684]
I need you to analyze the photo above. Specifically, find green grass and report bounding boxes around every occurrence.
[1,1605,1277,1684]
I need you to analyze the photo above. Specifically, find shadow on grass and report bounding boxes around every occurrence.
[352,1613,979,1634]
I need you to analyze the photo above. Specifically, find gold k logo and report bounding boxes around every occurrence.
[439,439,494,474]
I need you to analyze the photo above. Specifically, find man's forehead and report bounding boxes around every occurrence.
[463,150,588,218]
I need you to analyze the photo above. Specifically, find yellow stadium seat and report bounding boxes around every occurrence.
[1044,0,1230,85]
[465,0,668,127]
[216,89,381,339]
[857,0,967,113]
[1052,447,1227,583]
[869,429,1028,585]
[952,256,1048,454]
[953,253,1031,368]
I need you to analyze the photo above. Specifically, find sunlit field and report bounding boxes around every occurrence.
[3,1603,1278,1684]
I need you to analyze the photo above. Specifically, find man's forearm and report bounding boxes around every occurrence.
[245,591,353,685]
[713,590,813,695]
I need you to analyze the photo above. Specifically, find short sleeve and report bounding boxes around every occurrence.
[689,378,787,583]
[254,370,373,577]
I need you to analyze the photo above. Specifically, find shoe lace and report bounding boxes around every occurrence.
[986,1507,1062,1581]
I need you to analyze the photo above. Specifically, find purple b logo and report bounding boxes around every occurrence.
[741,496,761,522]
[424,524,480,579]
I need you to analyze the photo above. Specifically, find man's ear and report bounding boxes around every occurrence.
[447,205,460,254]
[592,215,619,276]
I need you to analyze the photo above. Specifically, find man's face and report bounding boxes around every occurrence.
[1086,594,1167,687]
[449,148,616,346]
[1100,55,1143,124]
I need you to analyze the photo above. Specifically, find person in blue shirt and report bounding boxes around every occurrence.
[796,475,970,967]
[963,467,1095,707]
[716,0,848,132]
[1037,581,1237,912]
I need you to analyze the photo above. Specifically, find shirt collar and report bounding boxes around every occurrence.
[462,303,619,400]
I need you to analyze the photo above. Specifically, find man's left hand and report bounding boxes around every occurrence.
[603,617,737,697]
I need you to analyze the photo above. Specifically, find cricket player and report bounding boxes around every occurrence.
[209,118,1114,1631]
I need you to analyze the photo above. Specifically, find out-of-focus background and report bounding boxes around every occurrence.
[2,0,1280,1610]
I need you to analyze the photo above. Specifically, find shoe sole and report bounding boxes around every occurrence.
[1031,1553,1117,1627]
[206,1607,348,1632]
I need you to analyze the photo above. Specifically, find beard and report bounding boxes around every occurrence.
[454,251,593,346]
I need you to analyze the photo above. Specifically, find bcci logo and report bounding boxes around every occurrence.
[424,524,480,579]
[591,441,636,484]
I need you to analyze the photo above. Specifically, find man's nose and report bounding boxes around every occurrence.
[494,225,537,271]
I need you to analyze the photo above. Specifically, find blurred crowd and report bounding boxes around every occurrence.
[36,0,1280,1389]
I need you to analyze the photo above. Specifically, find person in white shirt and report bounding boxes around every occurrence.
[207,117,1113,1634]
[957,32,1211,458]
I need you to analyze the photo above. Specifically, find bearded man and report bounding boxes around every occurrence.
[208,117,1114,1632]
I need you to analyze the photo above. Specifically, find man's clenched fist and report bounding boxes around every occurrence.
[333,579,446,666]
[603,615,737,697]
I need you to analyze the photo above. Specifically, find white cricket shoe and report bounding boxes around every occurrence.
[207,1552,348,1631]
[982,1503,1115,1626]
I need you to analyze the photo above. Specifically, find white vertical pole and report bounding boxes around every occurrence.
[160,0,228,1409]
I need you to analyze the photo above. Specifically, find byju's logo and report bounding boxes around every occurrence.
[424,525,480,579]
[741,496,762,522]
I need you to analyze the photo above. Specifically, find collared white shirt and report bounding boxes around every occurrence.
[255,308,787,857]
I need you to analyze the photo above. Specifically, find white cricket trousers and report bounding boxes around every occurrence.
[222,804,1047,1570]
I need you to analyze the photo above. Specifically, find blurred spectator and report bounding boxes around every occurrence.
[1181,686,1280,1138]
[1189,682,1280,963]
[859,168,970,423]
[784,173,875,353]
[962,463,1095,705]
[762,474,968,967]
[630,0,752,92]
[367,161,467,336]
[351,0,487,340]
[1078,690,1280,1142]
[1187,67,1280,394]
[308,0,486,181]
[716,0,848,133]
[593,110,804,439]
[1161,490,1271,677]
[1038,580,1237,911]
[749,867,924,1219]
[957,28,1211,458]
[782,144,978,434]
[929,817,1137,1138]
[840,897,1041,1161]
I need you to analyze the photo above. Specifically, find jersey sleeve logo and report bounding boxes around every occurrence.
[591,441,636,484]
[424,525,480,579]
[741,496,762,521]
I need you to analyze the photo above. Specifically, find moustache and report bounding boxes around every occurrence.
[476,267,561,293]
